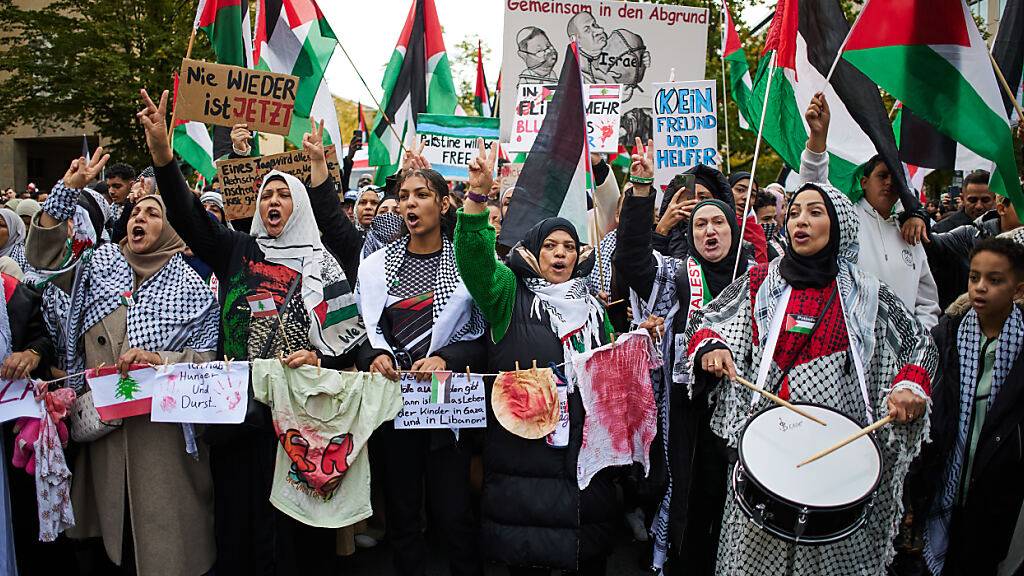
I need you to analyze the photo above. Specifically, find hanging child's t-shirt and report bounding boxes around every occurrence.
[251,359,402,528]
[573,330,661,489]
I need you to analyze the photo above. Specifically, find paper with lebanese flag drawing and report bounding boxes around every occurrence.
[86,365,158,421]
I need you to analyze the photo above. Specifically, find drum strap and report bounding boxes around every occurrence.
[753,286,839,408]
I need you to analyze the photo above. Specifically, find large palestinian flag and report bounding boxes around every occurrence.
[748,0,913,208]
[721,0,756,130]
[254,0,341,148]
[368,0,459,183]
[992,0,1023,120]
[498,42,590,248]
[842,0,1023,213]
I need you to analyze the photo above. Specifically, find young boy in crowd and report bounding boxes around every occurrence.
[918,237,1024,576]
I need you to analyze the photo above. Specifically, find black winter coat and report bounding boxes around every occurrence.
[480,278,618,571]
[913,309,1024,575]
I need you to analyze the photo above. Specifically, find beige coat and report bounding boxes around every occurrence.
[65,307,216,575]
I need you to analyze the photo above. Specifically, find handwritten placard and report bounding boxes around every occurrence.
[395,372,487,430]
[216,146,342,220]
[151,361,250,424]
[508,83,623,153]
[86,366,158,421]
[176,58,299,135]
[0,379,41,423]
[652,80,719,191]
[417,114,500,181]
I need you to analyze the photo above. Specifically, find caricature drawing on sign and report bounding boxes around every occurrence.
[603,29,650,103]
[515,27,559,86]
[568,13,610,83]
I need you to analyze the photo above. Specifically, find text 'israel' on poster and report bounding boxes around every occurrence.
[416,114,500,181]
[508,83,622,153]
[501,0,708,148]
[395,372,487,430]
[216,146,342,220]
[652,80,719,192]
[151,361,251,425]
[176,58,299,135]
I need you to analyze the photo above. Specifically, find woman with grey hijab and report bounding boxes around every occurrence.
[0,208,27,271]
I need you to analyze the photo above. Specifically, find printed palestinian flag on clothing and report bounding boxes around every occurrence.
[497,41,591,248]
[368,0,459,184]
[721,0,756,130]
[429,371,453,404]
[474,41,492,117]
[313,279,359,329]
[842,0,1023,213]
[747,0,913,208]
[254,0,342,148]
[171,73,218,180]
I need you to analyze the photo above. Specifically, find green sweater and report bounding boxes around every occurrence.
[454,209,517,343]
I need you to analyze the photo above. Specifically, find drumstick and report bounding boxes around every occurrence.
[796,415,894,468]
[734,376,828,427]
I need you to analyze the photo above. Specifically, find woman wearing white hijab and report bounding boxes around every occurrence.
[139,88,365,576]
[0,208,27,271]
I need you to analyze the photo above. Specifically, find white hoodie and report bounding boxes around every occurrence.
[799,148,940,330]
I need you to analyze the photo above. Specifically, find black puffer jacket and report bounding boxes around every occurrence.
[910,308,1024,575]
[480,278,617,571]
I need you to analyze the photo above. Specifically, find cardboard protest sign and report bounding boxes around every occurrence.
[416,114,500,180]
[176,58,299,135]
[499,162,526,194]
[216,146,342,220]
[0,379,41,423]
[507,83,622,153]
[151,361,250,424]
[395,372,486,430]
[652,80,719,192]
[86,366,158,421]
[501,1,708,147]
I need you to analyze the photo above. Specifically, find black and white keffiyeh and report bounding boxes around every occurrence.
[357,234,486,358]
[588,229,617,295]
[924,306,1024,574]
[80,244,218,353]
[681,185,937,576]
[360,212,404,260]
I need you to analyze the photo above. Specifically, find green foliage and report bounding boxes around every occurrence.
[451,35,492,116]
[0,0,213,169]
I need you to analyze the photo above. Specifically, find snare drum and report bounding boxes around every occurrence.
[733,403,882,545]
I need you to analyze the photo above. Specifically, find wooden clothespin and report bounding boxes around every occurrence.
[223,355,231,373]
[465,366,471,384]
[531,359,537,373]
[316,358,322,378]
[514,361,520,372]
[164,356,170,373]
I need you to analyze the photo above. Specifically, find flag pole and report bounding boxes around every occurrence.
[989,51,1024,122]
[733,50,778,280]
[334,37,409,155]
[822,3,868,87]
[168,27,198,149]
[719,5,732,175]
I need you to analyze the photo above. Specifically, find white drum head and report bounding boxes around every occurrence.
[740,405,881,508]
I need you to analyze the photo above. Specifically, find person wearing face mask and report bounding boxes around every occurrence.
[614,141,750,575]
[455,140,617,575]
[0,208,27,272]
[686,183,937,575]
[138,89,366,575]
[354,147,487,576]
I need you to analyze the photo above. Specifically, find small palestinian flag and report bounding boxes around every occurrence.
[785,314,816,335]
[429,371,453,404]
[314,280,359,328]
[120,290,135,307]
[247,292,278,318]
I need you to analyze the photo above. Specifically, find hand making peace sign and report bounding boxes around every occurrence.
[302,117,330,188]
[467,137,497,197]
[401,140,431,173]
[630,137,655,182]
[62,147,110,190]
[137,89,174,166]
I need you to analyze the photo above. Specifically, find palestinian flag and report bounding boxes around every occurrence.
[842,0,1023,212]
[313,280,358,328]
[195,0,254,67]
[171,72,217,180]
[785,313,815,335]
[498,41,590,248]
[357,102,369,146]
[474,40,492,117]
[492,71,502,118]
[254,0,342,148]
[893,102,993,174]
[748,0,913,208]
[429,371,453,404]
[721,0,756,130]
[368,0,459,183]
[993,0,1023,120]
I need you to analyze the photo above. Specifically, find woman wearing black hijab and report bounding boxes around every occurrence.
[454,141,617,574]
[613,143,750,575]
[686,183,936,575]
